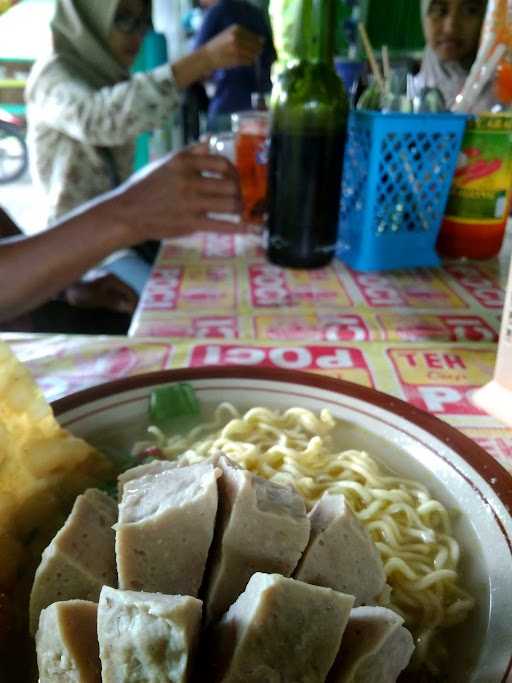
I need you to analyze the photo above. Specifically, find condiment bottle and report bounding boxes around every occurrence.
[438,113,512,260]
[266,0,349,269]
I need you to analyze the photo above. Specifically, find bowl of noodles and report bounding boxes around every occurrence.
[50,366,512,683]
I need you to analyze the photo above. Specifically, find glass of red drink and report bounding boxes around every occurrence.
[231,111,270,225]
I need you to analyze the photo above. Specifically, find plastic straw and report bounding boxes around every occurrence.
[358,22,385,91]
[452,32,496,111]
[382,45,391,88]
[453,43,507,112]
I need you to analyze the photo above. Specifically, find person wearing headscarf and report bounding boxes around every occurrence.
[415,0,499,111]
[26,0,261,222]
[25,0,261,314]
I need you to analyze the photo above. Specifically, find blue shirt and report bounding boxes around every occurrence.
[194,0,276,124]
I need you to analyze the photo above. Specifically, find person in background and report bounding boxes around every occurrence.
[415,0,498,111]
[25,0,262,320]
[194,0,276,131]
[182,0,209,50]
[0,144,242,327]
[181,0,215,144]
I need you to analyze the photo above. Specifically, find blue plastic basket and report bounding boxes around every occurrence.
[337,111,468,271]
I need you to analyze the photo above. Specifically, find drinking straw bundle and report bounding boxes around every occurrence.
[452,44,507,113]
[357,22,385,91]
[452,0,512,113]
[382,45,391,89]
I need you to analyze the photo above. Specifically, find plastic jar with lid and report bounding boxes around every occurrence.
[437,113,512,260]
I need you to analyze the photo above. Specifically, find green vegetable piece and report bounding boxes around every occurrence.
[149,383,200,431]
[97,479,118,500]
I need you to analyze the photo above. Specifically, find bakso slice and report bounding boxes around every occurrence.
[204,455,310,622]
[327,606,415,683]
[36,600,100,683]
[209,572,354,683]
[98,586,202,683]
[118,459,178,495]
[116,461,219,595]
[294,491,387,606]
[29,488,117,634]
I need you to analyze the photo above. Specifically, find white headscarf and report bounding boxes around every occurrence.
[26,0,131,99]
[417,0,497,111]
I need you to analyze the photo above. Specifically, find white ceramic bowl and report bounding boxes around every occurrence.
[53,367,512,683]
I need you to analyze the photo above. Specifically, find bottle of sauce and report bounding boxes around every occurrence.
[437,113,512,260]
[266,0,349,269]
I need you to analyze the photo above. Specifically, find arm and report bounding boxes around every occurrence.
[174,5,273,91]
[172,25,264,90]
[29,28,263,146]
[0,144,243,322]
[193,4,227,49]
[173,3,263,88]
[29,62,181,147]
[0,208,130,319]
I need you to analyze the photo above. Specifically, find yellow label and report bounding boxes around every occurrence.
[388,348,495,386]
[445,115,512,224]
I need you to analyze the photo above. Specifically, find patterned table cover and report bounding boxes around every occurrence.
[3,332,511,477]
[3,230,511,477]
[128,232,510,344]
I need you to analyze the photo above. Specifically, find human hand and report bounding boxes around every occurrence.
[202,24,263,71]
[111,142,244,240]
[64,272,138,314]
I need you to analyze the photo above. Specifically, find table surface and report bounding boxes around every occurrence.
[3,230,512,477]
[129,231,510,342]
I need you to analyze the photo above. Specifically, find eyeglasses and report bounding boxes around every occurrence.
[427,0,486,19]
[113,12,152,35]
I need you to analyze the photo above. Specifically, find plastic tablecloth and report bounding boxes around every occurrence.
[3,332,511,476]
[3,230,512,476]
[128,232,508,343]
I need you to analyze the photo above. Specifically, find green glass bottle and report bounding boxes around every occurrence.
[267,0,349,269]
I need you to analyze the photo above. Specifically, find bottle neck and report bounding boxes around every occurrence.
[292,0,336,65]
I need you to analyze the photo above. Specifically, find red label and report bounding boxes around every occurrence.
[135,317,240,339]
[400,384,483,415]
[256,314,371,341]
[350,271,464,309]
[190,344,371,376]
[445,264,505,309]
[377,313,498,342]
[353,273,406,307]
[387,347,494,415]
[248,265,351,308]
[438,315,498,341]
[140,267,182,311]
[249,266,291,307]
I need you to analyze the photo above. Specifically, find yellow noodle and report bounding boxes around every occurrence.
[137,402,474,671]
